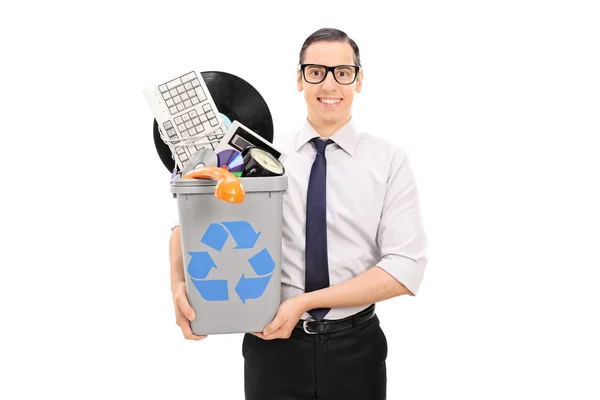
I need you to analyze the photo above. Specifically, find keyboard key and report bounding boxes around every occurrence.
[209,118,218,127]
[192,117,200,126]
[163,121,173,129]
[162,91,172,100]
[196,87,207,102]
[177,86,185,94]
[196,125,204,133]
[182,72,196,83]
[177,123,186,133]
[185,121,194,130]
[159,84,168,93]
[169,106,178,114]
[166,99,174,107]
[166,128,177,138]
[207,111,215,119]
[200,114,208,122]
[174,116,183,125]
[203,104,212,112]
[191,79,200,88]
[184,99,192,108]
[173,95,182,104]
[176,103,185,112]
[182,114,190,122]
[190,96,199,105]
[167,79,182,90]
[189,110,198,118]
[184,82,193,91]
[181,92,189,101]
[169,88,178,97]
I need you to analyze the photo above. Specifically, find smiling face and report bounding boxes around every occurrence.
[297,41,363,135]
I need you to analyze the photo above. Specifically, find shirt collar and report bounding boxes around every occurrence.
[295,117,359,157]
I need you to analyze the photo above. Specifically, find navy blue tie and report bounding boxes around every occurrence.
[305,137,334,321]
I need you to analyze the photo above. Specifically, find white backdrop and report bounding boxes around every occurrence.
[1,0,599,399]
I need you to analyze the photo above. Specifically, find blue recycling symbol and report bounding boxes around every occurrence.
[187,221,275,304]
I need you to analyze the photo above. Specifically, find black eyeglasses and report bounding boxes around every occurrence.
[299,64,360,85]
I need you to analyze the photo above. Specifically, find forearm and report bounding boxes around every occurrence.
[300,266,411,311]
[169,226,185,290]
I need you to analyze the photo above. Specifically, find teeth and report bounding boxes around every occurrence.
[320,98,340,104]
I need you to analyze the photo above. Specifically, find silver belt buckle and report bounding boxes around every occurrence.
[302,319,319,335]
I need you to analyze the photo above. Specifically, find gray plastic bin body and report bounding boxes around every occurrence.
[171,175,288,335]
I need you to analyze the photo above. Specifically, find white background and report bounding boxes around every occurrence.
[1,0,599,399]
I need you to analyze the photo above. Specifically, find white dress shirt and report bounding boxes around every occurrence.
[275,117,428,320]
[172,117,428,321]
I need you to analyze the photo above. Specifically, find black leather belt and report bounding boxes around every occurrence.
[295,304,376,335]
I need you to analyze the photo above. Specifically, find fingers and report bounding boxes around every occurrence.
[263,314,285,336]
[262,330,289,340]
[179,317,207,340]
[173,290,205,340]
[174,292,195,321]
[175,307,206,340]
[258,322,295,340]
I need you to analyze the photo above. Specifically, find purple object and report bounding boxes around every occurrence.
[217,149,244,175]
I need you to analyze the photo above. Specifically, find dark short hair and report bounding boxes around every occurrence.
[298,28,361,67]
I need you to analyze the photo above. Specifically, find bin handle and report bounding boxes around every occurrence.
[182,166,245,203]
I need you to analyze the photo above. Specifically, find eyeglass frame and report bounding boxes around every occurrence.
[298,64,361,85]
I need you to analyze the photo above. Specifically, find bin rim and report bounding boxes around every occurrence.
[170,174,288,194]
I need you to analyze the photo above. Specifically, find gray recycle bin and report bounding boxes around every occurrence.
[171,174,288,335]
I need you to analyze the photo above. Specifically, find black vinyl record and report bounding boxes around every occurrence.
[153,71,274,172]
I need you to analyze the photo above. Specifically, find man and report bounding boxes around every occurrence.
[170,28,428,399]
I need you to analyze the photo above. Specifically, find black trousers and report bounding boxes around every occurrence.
[242,314,388,400]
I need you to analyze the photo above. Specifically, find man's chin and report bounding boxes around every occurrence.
[320,111,347,124]
[308,108,349,126]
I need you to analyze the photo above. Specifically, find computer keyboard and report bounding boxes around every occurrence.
[143,71,227,171]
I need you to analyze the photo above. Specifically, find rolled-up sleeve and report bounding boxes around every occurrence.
[375,150,428,295]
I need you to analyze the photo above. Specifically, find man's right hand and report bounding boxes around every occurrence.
[172,281,207,340]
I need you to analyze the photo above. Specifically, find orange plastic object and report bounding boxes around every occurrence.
[182,165,245,203]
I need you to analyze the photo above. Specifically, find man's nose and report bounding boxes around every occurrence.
[321,69,337,90]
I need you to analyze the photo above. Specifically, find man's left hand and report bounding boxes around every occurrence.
[252,296,307,340]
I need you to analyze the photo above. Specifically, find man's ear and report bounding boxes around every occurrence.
[355,69,363,93]
[297,69,303,92]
